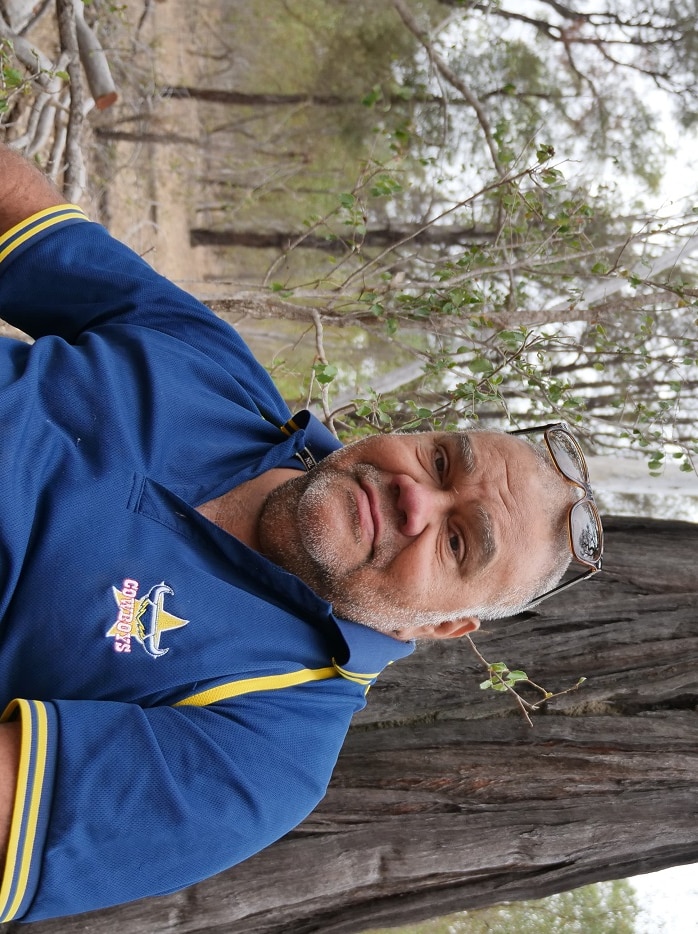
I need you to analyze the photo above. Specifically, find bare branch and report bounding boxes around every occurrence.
[73,0,117,111]
[55,0,84,201]
[391,0,505,177]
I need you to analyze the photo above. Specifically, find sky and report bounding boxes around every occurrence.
[633,865,698,934]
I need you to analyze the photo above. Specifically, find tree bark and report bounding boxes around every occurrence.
[7,516,698,934]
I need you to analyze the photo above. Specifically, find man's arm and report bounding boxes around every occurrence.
[0,722,20,867]
[0,142,56,886]
[0,143,65,235]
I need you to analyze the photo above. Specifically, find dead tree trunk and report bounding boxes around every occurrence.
[9,516,698,934]
[190,225,493,250]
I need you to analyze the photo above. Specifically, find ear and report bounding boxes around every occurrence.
[394,617,480,642]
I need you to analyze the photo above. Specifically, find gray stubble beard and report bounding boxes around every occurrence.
[257,463,408,633]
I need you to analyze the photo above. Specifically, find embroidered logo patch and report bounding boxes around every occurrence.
[107,578,189,657]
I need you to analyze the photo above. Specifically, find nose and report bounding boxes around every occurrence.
[391,473,444,537]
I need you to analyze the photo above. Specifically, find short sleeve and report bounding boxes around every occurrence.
[0,209,290,426]
[1,686,354,922]
[0,700,57,922]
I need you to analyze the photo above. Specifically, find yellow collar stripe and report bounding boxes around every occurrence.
[331,661,380,686]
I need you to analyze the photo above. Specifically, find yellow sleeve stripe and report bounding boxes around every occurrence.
[0,204,88,265]
[0,700,50,922]
[174,666,339,707]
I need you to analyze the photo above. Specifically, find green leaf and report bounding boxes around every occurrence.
[313,363,338,385]
[506,670,528,682]
[2,66,23,88]
[361,85,382,107]
[468,357,492,374]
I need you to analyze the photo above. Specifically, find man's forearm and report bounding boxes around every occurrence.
[0,722,20,869]
[0,143,65,236]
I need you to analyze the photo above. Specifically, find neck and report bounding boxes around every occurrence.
[196,467,302,549]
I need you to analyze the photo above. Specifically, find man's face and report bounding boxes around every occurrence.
[258,431,565,640]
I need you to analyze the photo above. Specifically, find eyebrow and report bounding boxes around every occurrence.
[474,504,496,566]
[451,432,476,474]
[450,433,496,570]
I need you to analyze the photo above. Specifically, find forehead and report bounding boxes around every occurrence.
[346,428,536,472]
[465,431,560,575]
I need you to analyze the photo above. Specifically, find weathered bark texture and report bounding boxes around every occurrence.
[11,516,698,933]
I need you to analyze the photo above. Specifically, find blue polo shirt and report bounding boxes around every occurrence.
[0,207,413,922]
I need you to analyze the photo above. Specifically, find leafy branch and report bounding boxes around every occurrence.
[465,634,586,727]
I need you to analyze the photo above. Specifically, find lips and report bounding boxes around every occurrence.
[357,479,381,551]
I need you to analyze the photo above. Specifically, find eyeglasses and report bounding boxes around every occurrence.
[508,421,604,608]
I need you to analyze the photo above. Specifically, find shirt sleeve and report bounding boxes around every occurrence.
[0,208,290,426]
[0,686,354,922]
[0,700,57,923]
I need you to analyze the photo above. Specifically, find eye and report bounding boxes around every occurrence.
[448,529,465,562]
[434,447,447,479]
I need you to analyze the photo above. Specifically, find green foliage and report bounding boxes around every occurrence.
[36,0,689,478]
[236,123,697,474]
[364,879,646,934]
[0,39,27,114]
[468,637,586,726]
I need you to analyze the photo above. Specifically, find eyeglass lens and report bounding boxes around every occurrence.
[570,500,603,564]
[547,428,588,483]
[547,429,602,566]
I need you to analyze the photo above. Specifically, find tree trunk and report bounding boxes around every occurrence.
[160,86,474,108]
[190,225,493,250]
[8,516,698,934]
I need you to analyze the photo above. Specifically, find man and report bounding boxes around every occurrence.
[0,144,600,922]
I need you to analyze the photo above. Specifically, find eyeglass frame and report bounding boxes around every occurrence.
[508,421,604,609]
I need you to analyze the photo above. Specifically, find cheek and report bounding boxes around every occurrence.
[343,554,437,612]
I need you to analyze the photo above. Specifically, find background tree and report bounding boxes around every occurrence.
[367,879,643,934]
[3,2,698,475]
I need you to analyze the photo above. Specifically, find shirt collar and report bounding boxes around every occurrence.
[277,410,342,471]
[331,616,414,684]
